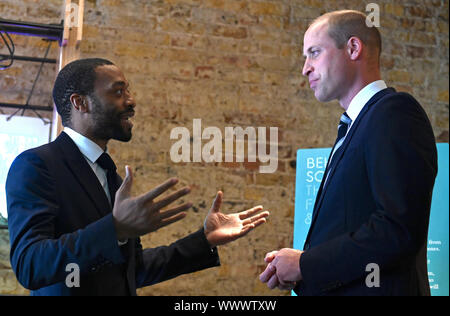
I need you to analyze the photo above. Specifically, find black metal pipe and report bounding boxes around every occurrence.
[0,102,53,112]
[0,54,57,64]
[0,18,63,42]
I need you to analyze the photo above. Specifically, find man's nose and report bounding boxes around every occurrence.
[126,93,136,108]
[302,59,313,77]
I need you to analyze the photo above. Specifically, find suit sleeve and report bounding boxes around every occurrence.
[298,94,437,294]
[6,150,125,290]
[134,228,220,288]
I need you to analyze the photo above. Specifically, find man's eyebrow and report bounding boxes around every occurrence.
[303,46,317,58]
[112,81,128,88]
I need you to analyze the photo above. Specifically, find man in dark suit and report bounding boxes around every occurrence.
[260,10,437,295]
[6,58,269,296]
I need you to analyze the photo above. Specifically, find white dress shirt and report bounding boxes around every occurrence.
[63,127,112,204]
[345,80,388,133]
[63,127,127,245]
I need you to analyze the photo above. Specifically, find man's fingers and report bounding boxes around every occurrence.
[248,217,267,229]
[138,178,179,203]
[160,202,192,219]
[267,273,280,289]
[238,205,264,220]
[240,218,267,238]
[158,212,187,229]
[116,165,133,199]
[259,263,276,283]
[210,191,223,213]
[152,187,191,210]
[242,211,269,225]
[264,251,278,263]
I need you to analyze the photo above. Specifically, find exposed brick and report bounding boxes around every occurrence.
[0,0,447,298]
[405,6,433,18]
[204,0,248,13]
[212,25,248,39]
[248,2,288,16]
[195,66,215,79]
[385,3,405,16]
[438,90,449,102]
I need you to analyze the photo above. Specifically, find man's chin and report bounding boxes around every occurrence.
[116,134,132,142]
[315,91,333,103]
[113,129,132,142]
[315,94,326,102]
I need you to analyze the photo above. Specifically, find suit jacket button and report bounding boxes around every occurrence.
[304,243,310,250]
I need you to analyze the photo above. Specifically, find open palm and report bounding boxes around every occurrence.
[204,191,269,247]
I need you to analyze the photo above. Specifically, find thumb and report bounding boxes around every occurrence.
[265,251,278,263]
[210,191,223,213]
[116,165,133,199]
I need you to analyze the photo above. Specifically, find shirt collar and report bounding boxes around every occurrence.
[346,80,388,125]
[63,127,105,164]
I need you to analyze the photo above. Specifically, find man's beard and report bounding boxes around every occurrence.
[89,94,133,142]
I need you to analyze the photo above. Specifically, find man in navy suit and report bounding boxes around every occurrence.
[260,10,437,295]
[6,58,269,295]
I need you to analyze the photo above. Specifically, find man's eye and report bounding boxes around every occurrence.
[311,50,320,58]
[116,89,123,96]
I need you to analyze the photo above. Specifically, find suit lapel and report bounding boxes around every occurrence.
[54,132,112,217]
[305,88,395,243]
[310,141,338,217]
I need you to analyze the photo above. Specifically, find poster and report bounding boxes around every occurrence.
[293,144,449,296]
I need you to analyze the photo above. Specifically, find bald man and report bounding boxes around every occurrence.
[260,10,437,296]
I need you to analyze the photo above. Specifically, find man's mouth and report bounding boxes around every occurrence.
[120,111,135,128]
[309,79,318,89]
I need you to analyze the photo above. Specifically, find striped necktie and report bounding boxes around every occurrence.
[323,112,352,186]
[330,112,352,163]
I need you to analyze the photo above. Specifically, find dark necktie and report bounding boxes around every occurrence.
[331,112,352,160]
[96,152,120,208]
[323,112,352,186]
[96,153,130,295]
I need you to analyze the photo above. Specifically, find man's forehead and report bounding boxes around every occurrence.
[303,22,329,52]
[94,64,128,87]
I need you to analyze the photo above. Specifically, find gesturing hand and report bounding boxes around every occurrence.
[113,166,192,240]
[203,191,270,247]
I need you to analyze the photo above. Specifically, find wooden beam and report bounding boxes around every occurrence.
[51,0,84,141]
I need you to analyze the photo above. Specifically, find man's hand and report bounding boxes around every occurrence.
[204,191,269,247]
[113,166,192,240]
[260,248,303,290]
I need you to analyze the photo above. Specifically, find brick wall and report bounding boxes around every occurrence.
[0,0,60,120]
[0,0,448,295]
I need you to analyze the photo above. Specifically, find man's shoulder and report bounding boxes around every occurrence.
[9,134,71,174]
[378,87,420,104]
[364,88,433,139]
[14,137,59,162]
[369,88,424,117]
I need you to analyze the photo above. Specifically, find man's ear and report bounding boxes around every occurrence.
[346,36,363,61]
[70,94,89,113]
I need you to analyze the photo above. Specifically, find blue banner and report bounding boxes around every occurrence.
[427,143,449,296]
[293,148,330,251]
[293,144,449,296]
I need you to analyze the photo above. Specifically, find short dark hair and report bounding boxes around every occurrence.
[52,58,114,126]
[312,10,382,60]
